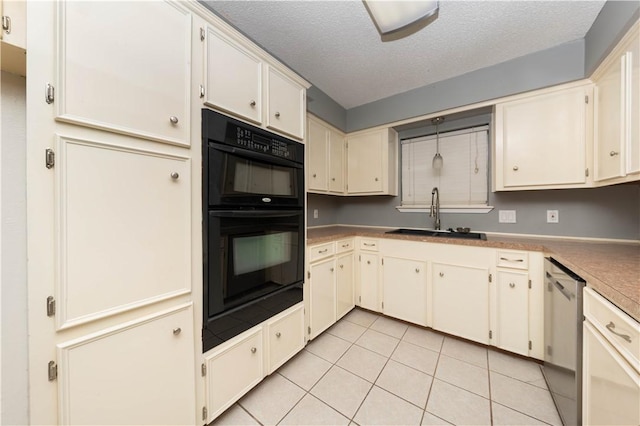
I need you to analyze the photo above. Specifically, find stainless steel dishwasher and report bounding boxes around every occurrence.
[542,257,586,426]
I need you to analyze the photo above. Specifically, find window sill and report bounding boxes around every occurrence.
[395,205,494,214]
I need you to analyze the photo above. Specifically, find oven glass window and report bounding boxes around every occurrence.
[233,232,293,275]
[225,155,296,197]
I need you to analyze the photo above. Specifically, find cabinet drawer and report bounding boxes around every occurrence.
[206,328,264,421]
[266,304,304,374]
[585,287,640,371]
[496,250,529,270]
[309,242,335,262]
[359,238,379,252]
[336,238,355,254]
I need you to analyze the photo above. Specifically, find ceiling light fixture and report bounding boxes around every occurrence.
[432,116,444,170]
[364,0,439,36]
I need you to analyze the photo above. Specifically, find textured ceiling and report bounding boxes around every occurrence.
[203,1,606,109]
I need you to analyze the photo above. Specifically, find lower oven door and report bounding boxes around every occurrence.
[205,209,304,320]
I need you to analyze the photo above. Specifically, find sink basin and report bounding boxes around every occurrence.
[386,228,487,240]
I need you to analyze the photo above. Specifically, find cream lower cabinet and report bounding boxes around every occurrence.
[583,287,640,425]
[357,238,381,311]
[382,256,427,326]
[335,250,355,319]
[205,303,304,423]
[58,304,196,425]
[432,262,490,345]
[309,257,337,339]
[494,82,592,190]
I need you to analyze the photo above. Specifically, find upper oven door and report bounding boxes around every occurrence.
[207,143,304,208]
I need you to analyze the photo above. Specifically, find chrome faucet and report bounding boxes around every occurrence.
[430,187,441,230]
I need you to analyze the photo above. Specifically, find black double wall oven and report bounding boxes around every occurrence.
[202,109,304,352]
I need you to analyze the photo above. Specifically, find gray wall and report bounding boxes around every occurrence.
[307,86,347,132]
[585,0,640,75]
[346,40,585,132]
[1,71,29,425]
[307,193,341,226]
[307,184,640,240]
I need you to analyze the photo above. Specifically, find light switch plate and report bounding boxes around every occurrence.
[499,210,516,223]
[313,209,319,219]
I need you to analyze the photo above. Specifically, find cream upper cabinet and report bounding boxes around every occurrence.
[593,21,640,183]
[329,129,346,192]
[267,66,305,140]
[494,82,592,190]
[1,0,25,48]
[205,26,262,124]
[307,116,329,192]
[56,1,192,146]
[382,256,427,327]
[347,127,398,195]
[307,114,346,194]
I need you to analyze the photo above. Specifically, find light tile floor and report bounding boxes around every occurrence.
[212,308,562,426]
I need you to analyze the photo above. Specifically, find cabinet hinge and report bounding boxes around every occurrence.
[45,148,55,169]
[307,326,311,335]
[547,345,552,356]
[528,340,532,350]
[307,271,311,279]
[200,27,205,41]
[48,361,57,381]
[46,296,56,317]
[489,330,492,339]
[45,83,55,104]
[201,363,207,377]
[488,273,492,283]
[359,296,361,303]
[585,95,589,104]
[199,84,205,98]
[585,168,589,177]
[2,15,11,33]
[381,258,384,266]
[202,406,207,421]
[359,255,361,262]
[528,279,532,289]
[381,301,384,309]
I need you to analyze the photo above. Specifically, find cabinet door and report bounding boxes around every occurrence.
[54,137,191,329]
[358,253,380,311]
[496,271,529,356]
[267,67,305,140]
[347,132,384,193]
[626,35,640,175]
[336,252,355,320]
[307,118,328,192]
[595,55,626,181]
[57,304,196,425]
[206,328,264,422]
[310,258,336,339]
[1,0,26,48]
[205,27,262,124]
[432,263,489,344]
[495,85,589,188]
[329,129,345,193]
[267,304,304,374]
[56,1,191,146]
[383,257,427,326]
[583,321,640,426]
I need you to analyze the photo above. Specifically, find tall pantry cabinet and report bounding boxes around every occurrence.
[26,1,198,424]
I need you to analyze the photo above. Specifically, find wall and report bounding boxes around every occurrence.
[584,0,640,75]
[306,183,640,241]
[307,86,347,132]
[0,71,29,425]
[306,193,341,227]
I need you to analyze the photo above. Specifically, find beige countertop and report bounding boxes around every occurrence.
[307,226,640,322]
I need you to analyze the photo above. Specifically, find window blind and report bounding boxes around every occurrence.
[401,126,489,206]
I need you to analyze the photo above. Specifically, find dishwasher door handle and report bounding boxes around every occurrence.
[553,280,572,301]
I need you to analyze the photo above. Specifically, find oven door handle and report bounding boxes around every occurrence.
[210,210,302,218]
[210,143,303,169]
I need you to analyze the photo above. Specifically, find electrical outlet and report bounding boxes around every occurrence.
[547,210,559,223]
[498,210,516,223]
[313,209,319,219]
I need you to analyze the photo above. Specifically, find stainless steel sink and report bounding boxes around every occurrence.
[386,228,487,240]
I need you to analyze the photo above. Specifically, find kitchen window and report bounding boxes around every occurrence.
[398,126,492,213]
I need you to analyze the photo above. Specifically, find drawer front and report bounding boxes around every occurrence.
[359,238,379,252]
[336,238,355,254]
[496,250,529,270]
[309,242,335,262]
[207,328,263,421]
[267,304,304,374]
[585,287,640,371]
